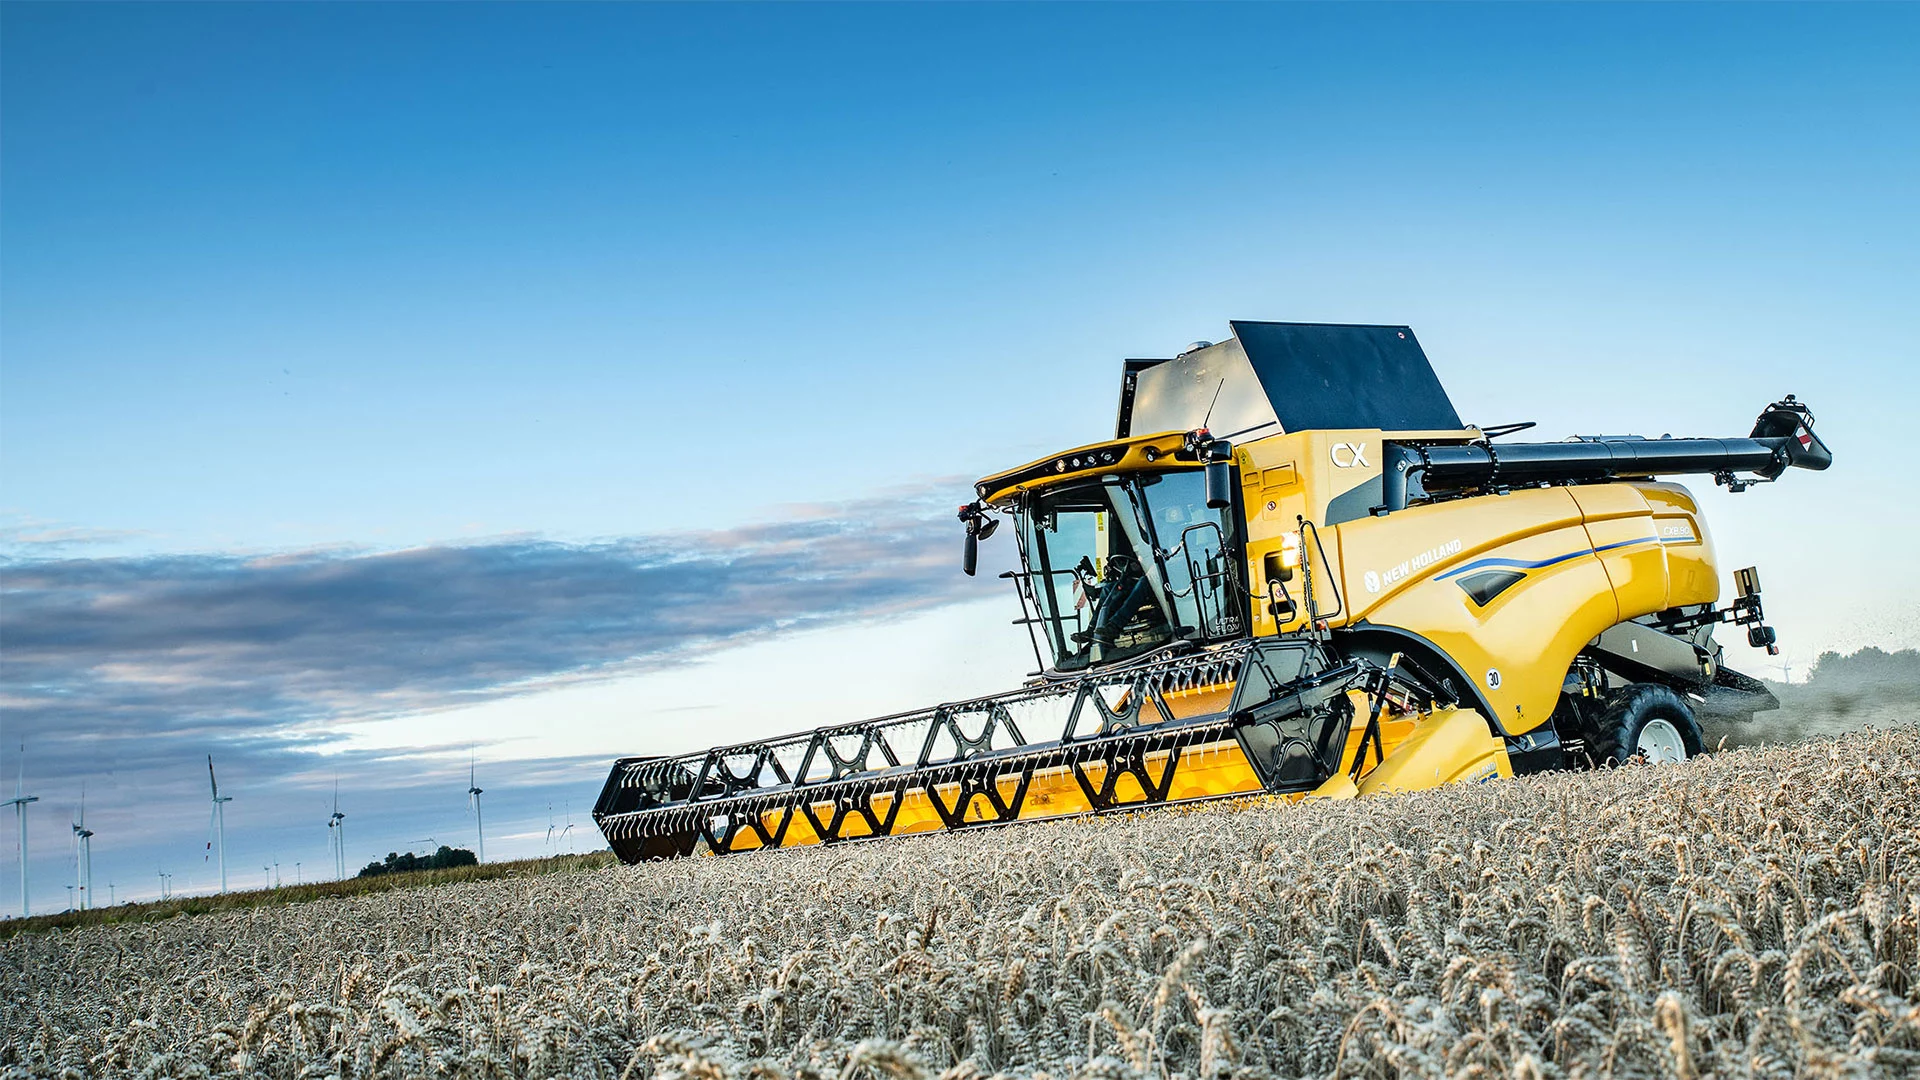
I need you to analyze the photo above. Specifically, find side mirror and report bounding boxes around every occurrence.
[1195,437,1234,510]
[959,501,993,577]
[1205,460,1232,509]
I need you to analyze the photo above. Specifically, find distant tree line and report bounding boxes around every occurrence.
[359,845,478,878]
[1804,646,1920,697]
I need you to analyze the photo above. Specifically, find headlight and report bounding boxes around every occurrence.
[1280,532,1301,570]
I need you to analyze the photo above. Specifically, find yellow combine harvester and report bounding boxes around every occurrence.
[595,322,1831,861]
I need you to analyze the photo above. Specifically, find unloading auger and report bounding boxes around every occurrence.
[595,322,1831,862]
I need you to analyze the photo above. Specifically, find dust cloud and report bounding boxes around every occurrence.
[1700,646,1920,750]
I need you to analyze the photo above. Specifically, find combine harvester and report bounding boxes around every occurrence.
[596,322,1830,861]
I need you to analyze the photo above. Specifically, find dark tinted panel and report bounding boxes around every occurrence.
[1229,321,1463,432]
[1458,569,1526,607]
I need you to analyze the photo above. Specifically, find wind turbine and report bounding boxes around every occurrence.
[327,780,346,881]
[560,800,575,854]
[545,802,556,858]
[207,756,233,893]
[5,744,38,917]
[466,753,485,863]
[71,788,94,911]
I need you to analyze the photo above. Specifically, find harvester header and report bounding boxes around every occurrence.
[597,320,1830,863]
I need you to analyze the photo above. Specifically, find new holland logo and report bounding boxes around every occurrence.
[1367,538,1463,594]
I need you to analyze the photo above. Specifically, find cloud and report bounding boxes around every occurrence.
[0,490,996,902]
[4,491,986,748]
[0,514,150,553]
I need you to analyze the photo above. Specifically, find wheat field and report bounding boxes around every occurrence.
[4,726,1917,1079]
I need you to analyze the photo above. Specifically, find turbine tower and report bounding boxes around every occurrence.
[71,789,94,911]
[5,746,38,918]
[467,753,485,863]
[207,755,233,894]
[327,780,346,881]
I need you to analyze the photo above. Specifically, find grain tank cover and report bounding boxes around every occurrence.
[1121,321,1463,439]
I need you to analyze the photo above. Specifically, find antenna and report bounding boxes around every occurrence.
[466,750,486,863]
[5,743,39,917]
[208,755,233,894]
[327,778,346,881]
[1200,377,1227,432]
[71,786,94,911]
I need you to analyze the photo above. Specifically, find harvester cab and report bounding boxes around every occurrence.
[596,322,1829,863]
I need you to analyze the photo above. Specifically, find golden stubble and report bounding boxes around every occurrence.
[4,727,1917,1079]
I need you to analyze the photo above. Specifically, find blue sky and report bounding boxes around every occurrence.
[3,3,1916,912]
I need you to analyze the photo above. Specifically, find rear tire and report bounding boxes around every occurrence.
[1590,683,1704,766]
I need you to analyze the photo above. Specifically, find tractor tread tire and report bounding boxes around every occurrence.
[1589,683,1704,766]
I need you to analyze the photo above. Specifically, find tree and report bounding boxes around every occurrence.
[357,845,480,878]
[1805,646,1920,696]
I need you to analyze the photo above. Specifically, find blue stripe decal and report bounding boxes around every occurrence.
[1435,536,1659,581]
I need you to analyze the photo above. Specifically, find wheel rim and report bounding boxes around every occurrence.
[1635,718,1688,764]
